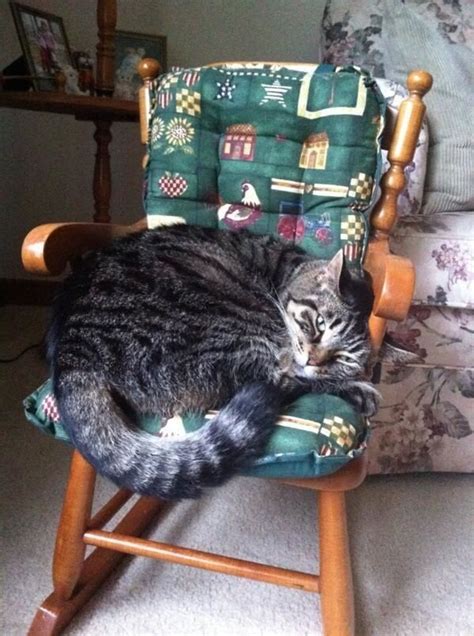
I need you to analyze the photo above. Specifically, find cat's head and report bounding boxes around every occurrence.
[281,250,374,380]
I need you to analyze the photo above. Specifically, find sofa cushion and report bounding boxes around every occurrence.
[144,63,386,265]
[321,0,474,215]
[371,362,474,475]
[24,379,369,480]
[372,288,474,476]
[391,212,474,309]
[388,305,474,368]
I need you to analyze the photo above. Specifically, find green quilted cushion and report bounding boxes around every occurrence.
[24,379,368,479]
[144,62,386,265]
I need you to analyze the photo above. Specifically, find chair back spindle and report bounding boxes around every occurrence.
[371,70,433,239]
[138,58,161,144]
[365,70,432,347]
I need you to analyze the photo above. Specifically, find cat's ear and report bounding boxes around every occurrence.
[328,249,374,314]
[327,249,344,285]
[327,249,351,298]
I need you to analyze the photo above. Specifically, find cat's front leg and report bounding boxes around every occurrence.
[332,379,380,418]
[278,374,311,405]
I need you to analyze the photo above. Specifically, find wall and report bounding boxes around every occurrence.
[0,0,325,280]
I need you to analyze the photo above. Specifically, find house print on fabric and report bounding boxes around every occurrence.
[221,124,256,161]
[299,133,329,169]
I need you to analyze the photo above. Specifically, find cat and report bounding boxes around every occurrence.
[47,224,379,500]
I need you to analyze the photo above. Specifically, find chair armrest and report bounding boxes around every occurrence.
[22,219,147,276]
[364,238,415,350]
[364,240,415,322]
[364,71,431,350]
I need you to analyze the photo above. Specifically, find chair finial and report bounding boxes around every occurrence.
[137,58,161,82]
[407,70,433,97]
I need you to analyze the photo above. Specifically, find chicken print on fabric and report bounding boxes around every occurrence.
[218,181,262,229]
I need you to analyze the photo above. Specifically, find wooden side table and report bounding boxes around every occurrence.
[0,0,143,224]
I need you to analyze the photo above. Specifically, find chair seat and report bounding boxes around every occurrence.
[24,379,368,480]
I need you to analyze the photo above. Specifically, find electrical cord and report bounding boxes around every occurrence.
[0,342,43,363]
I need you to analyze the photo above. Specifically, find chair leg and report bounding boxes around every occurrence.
[28,450,165,636]
[318,489,354,636]
[53,450,97,600]
[28,450,96,635]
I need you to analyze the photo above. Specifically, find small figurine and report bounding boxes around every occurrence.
[59,64,88,95]
[73,50,95,94]
[114,47,146,100]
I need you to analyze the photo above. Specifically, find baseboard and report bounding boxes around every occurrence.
[0,278,60,306]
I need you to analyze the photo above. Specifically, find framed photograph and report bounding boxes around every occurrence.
[10,2,74,91]
[115,30,167,101]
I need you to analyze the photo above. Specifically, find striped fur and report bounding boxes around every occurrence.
[48,225,378,500]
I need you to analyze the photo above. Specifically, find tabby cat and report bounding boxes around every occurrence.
[48,224,379,500]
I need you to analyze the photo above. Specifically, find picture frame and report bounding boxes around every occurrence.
[114,30,167,101]
[9,1,74,92]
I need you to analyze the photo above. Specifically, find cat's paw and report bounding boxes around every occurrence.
[345,380,381,418]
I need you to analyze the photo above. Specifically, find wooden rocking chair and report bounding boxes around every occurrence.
[22,60,432,635]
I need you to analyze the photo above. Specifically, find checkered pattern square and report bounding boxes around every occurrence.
[176,89,201,116]
[159,74,179,92]
[348,172,374,201]
[42,393,60,423]
[320,416,357,451]
[340,214,365,241]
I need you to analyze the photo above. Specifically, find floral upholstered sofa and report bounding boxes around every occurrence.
[321,0,474,474]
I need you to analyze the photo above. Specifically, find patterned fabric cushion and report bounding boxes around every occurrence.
[320,6,430,217]
[391,212,474,309]
[373,211,474,474]
[321,2,474,473]
[370,303,474,475]
[23,379,369,480]
[321,0,474,215]
[144,62,386,265]
[321,0,472,75]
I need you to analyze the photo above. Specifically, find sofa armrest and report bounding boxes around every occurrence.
[21,219,147,276]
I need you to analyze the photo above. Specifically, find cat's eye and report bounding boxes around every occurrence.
[316,314,326,332]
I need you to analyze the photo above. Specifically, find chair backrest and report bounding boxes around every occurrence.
[139,61,431,234]
[139,61,390,270]
[137,60,432,348]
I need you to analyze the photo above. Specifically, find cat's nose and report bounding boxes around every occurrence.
[308,348,330,366]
